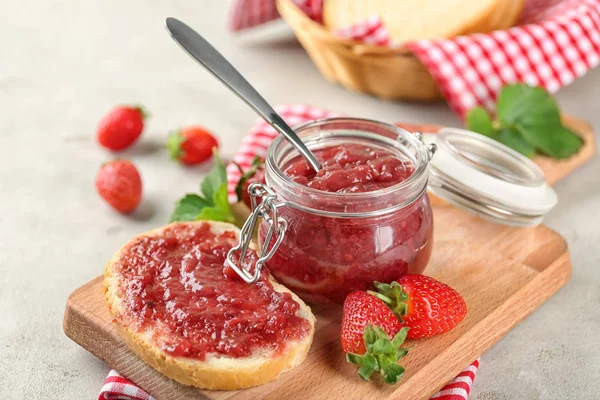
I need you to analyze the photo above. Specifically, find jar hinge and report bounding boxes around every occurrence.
[413,132,437,161]
[226,183,287,283]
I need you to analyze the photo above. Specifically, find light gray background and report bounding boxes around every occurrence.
[1,1,598,399]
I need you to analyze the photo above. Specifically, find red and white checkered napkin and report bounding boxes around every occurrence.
[101,359,480,400]
[100,359,480,400]
[100,105,481,400]
[99,370,153,400]
[229,0,600,118]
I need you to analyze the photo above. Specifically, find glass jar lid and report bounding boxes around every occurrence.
[422,127,557,227]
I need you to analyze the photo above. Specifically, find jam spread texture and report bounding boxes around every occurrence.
[112,222,310,360]
[283,143,415,193]
[262,144,433,303]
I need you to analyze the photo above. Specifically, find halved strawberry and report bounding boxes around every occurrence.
[370,275,467,339]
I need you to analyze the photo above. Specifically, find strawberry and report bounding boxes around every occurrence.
[372,275,467,339]
[167,126,219,165]
[233,156,265,208]
[97,105,147,151]
[341,291,410,384]
[95,160,142,213]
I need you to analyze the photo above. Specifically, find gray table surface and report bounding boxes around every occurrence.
[1,1,599,399]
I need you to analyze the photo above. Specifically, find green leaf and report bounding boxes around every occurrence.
[496,84,583,159]
[361,353,378,371]
[348,323,410,384]
[466,107,495,137]
[495,128,536,158]
[391,327,409,348]
[369,281,409,319]
[382,364,405,385]
[396,348,409,359]
[196,206,235,223]
[170,194,210,222]
[200,149,227,204]
[357,365,375,382]
[213,183,231,213]
[346,353,364,366]
[372,339,393,354]
[363,325,378,349]
[525,125,583,159]
[497,84,562,129]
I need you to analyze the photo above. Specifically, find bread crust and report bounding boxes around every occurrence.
[105,221,316,390]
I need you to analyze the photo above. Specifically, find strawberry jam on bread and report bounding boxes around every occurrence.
[105,221,315,390]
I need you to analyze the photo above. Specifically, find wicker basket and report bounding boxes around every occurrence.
[276,0,443,101]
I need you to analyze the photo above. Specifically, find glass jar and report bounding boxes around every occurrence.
[227,119,558,304]
[235,118,435,304]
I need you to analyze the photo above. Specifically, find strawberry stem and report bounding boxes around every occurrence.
[346,325,409,385]
[167,131,185,161]
[368,281,409,321]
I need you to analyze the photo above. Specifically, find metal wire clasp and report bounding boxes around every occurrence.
[413,131,437,161]
[226,183,287,284]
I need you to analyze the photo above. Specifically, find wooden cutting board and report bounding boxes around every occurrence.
[63,116,595,400]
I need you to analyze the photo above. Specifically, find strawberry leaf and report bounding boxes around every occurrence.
[369,281,409,320]
[382,364,405,384]
[358,365,376,382]
[166,131,185,161]
[392,327,409,348]
[346,324,409,385]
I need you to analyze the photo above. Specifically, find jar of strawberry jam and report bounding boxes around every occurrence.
[227,119,559,304]
[229,118,436,304]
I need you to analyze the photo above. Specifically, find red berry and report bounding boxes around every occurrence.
[167,126,219,165]
[241,165,265,208]
[341,291,403,354]
[96,106,146,151]
[395,275,467,339]
[95,160,142,213]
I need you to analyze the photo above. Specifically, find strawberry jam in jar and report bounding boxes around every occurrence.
[247,118,435,304]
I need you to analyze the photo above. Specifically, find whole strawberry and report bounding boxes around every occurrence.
[97,105,147,151]
[167,126,219,165]
[342,291,402,354]
[95,160,142,213]
[341,291,410,384]
[373,275,467,339]
[233,156,265,208]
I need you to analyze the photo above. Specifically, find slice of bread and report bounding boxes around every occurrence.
[323,0,524,43]
[105,221,316,390]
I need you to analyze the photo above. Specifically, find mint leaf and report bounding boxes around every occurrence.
[466,84,583,159]
[213,183,231,213]
[527,124,583,159]
[200,150,227,203]
[170,150,236,224]
[196,207,235,223]
[496,84,582,159]
[170,194,210,222]
[466,107,495,137]
[496,128,536,158]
